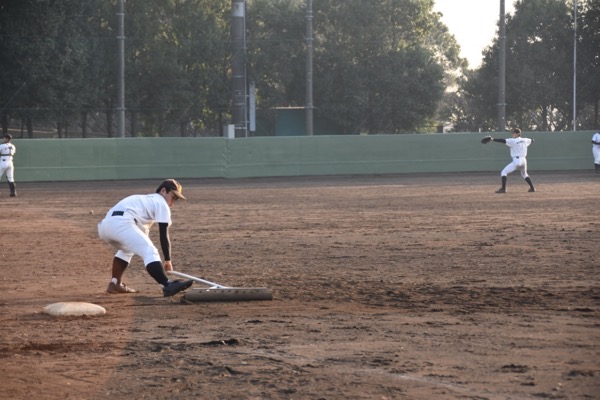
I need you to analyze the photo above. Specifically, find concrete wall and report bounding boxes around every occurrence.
[10,131,594,182]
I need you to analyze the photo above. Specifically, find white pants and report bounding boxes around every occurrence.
[98,216,161,265]
[501,156,528,178]
[0,159,14,182]
[593,146,600,164]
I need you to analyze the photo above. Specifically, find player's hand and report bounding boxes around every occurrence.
[163,260,173,272]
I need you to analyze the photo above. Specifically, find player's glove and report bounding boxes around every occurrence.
[481,136,493,144]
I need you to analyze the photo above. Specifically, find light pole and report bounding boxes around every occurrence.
[305,0,314,136]
[573,0,577,131]
[231,0,248,138]
[117,0,126,137]
[497,0,506,132]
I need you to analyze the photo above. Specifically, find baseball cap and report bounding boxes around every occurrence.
[157,179,186,200]
[4,134,12,140]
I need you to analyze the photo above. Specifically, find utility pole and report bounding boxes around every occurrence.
[117,0,126,137]
[497,0,506,132]
[305,0,314,136]
[231,0,248,138]
[573,0,577,131]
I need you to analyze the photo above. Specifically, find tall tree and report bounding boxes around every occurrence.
[577,0,600,127]
[461,0,584,132]
[0,0,68,137]
[310,0,453,134]
[247,0,461,134]
[247,0,305,109]
[0,0,116,137]
[125,0,230,137]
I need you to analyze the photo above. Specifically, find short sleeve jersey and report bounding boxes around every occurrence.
[505,137,532,158]
[593,132,600,147]
[108,193,171,230]
[0,142,15,156]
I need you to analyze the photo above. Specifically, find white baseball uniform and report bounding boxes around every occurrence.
[0,141,16,182]
[98,193,172,265]
[592,132,600,164]
[500,137,532,178]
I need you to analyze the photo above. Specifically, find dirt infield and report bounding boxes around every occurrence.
[1,171,598,400]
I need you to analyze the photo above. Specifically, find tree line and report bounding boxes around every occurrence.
[460,0,600,132]
[0,0,598,138]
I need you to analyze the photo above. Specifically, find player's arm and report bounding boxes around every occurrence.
[158,222,172,262]
[492,138,506,143]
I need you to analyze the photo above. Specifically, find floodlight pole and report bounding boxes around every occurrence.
[305,0,314,136]
[573,0,577,131]
[497,0,506,132]
[231,0,248,138]
[117,0,126,137]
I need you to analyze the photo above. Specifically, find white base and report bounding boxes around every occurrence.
[43,302,106,316]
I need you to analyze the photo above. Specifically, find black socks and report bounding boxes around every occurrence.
[146,261,169,286]
[525,177,534,190]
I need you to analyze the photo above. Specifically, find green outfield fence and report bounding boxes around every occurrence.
[9,131,595,182]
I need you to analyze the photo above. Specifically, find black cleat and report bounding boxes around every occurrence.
[163,279,193,297]
[495,188,506,193]
[528,188,536,192]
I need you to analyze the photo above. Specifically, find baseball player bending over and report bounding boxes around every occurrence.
[488,128,536,193]
[98,179,193,297]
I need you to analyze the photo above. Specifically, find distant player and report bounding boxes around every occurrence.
[592,130,600,173]
[97,179,193,297]
[0,134,17,197]
[487,128,536,193]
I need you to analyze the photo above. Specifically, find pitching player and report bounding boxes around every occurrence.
[0,134,17,197]
[97,179,193,297]
[488,128,536,193]
[592,130,600,173]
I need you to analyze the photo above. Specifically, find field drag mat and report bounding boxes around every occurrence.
[170,270,273,302]
[183,287,273,302]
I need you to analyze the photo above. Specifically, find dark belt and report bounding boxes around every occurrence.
[111,210,138,224]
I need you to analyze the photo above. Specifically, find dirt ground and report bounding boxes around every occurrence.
[1,171,598,400]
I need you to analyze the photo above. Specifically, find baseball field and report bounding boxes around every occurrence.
[1,171,598,399]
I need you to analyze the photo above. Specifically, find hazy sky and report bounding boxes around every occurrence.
[433,0,516,67]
